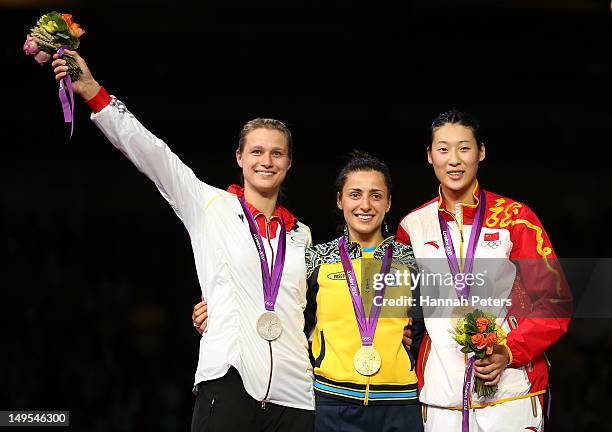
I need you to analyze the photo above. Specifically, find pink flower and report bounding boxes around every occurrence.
[23,34,39,56]
[34,51,51,65]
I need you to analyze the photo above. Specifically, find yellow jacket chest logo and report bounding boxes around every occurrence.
[326,271,346,280]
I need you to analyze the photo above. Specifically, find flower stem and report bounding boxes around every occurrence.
[62,54,82,80]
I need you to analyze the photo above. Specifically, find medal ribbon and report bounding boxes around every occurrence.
[238,196,286,311]
[57,46,75,139]
[338,236,394,347]
[439,189,486,432]
[462,356,476,432]
[438,189,486,300]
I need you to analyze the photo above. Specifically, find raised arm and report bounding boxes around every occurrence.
[52,51,219,229]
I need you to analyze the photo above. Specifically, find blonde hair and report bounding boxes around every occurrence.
[238,118,293,159]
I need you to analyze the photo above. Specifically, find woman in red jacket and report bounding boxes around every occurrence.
[396,110,572,432]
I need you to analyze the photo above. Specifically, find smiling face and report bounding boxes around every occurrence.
[236,128,292,197]
[337,170,391,245]
[428,123,485,198]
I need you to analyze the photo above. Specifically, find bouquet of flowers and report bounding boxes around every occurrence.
[23,12,85,79]
[452,309,507,397]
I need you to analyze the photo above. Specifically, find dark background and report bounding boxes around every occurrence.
[2,0,612,430]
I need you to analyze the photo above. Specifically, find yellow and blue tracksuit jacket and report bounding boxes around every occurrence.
[305,233,422,406]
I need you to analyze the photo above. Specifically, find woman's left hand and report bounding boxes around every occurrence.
[192,297,208,335]
[402,323,413,348]
[473,345,510,386]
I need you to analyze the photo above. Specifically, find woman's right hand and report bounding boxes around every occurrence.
[192,298,208,335]
[51,50,101,100]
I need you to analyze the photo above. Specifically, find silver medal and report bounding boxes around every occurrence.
[257,311,283,341]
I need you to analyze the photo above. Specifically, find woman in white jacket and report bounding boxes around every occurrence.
[52,51,315,432]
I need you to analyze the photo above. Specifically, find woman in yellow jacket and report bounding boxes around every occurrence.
[304,151,423,432]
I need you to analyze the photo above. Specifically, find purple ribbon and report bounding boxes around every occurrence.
[438,189,486,299]
[462,356,476,432]
[338,236,394,346]
[547,383,552,418]
[238,196,286,311]
[440,190,486,432]
[57,46,75,139]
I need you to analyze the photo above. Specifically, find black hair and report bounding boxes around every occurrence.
[335,150,393,197]
[428,110,484,150]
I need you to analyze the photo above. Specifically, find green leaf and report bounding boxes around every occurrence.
[55,32,71,41]
[48,12,68,32]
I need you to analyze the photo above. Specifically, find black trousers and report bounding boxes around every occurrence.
[314,396,423,432]
[191,368,315,432]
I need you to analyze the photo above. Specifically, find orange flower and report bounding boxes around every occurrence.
[61,13,85,38]
[485,332,498,347]
[471,333,486,349]
[476,317,488,333]
[486,345,494,355]
[69,23,85,38]
[61,13,73,27]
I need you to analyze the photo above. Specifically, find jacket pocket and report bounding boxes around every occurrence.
[403,343,415,371]
[507,316,531,385]
[314,330,326,368]
[191,386,215,432]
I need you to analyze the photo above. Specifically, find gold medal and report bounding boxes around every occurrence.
[353,345,382,376]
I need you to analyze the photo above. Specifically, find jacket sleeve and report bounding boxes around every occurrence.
[304,247,321,366]
[396,221,411,246]
[399,241,423,358]
[304,247,320,339]
[408,270,424,359]
[506,204,573,367]
[90,93,221,232]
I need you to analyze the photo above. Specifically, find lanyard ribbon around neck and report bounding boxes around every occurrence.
[338,237,394,346]
[438,188,486,300]
[438,189,486,432]
[238,196,286,311]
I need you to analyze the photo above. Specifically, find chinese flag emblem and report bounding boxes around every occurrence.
[484,232,499,241]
